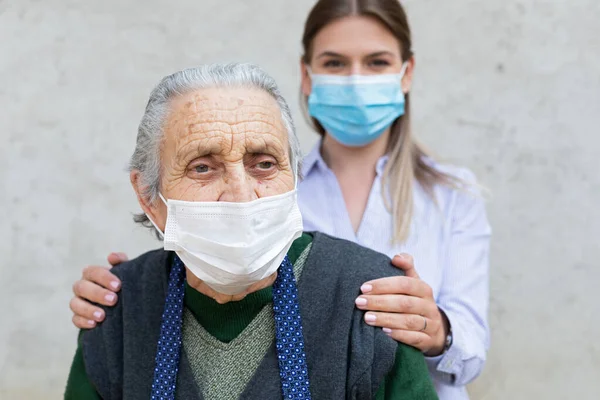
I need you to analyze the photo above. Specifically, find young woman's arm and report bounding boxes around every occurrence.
[356,169,491,386]
[427,170,491,385]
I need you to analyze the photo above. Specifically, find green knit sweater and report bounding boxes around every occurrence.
[64,234,437,399]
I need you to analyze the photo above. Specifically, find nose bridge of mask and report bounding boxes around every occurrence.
[154,183,300,227]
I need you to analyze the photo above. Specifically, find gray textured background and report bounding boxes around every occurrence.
[1,0,599,398]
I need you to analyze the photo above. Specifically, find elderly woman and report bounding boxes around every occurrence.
[64,63,438,400]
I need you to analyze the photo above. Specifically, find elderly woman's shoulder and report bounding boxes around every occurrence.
[309,232,401,280]
[110,248,171,283]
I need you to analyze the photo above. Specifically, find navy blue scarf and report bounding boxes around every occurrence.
[150,255,312,400]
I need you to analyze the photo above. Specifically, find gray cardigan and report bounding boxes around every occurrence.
[82,232,402,399]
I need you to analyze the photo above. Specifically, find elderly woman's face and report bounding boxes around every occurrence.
[141,87,295,230]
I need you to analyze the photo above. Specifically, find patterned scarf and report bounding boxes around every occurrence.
[150,255,312,400]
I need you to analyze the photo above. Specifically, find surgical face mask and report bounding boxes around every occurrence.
[307,63,408,147]
[147,186,303,295]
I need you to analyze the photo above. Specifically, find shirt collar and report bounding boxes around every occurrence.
[301,140,390,178]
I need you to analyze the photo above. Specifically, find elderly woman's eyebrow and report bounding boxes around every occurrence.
[244,138,286,158]
[174,139,222,160]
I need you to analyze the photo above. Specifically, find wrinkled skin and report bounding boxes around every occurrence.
[132,87,294,304]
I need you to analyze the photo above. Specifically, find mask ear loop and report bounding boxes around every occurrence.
[146,193,168,239]
[399,61,409,78]
[305,65,313,78]
[399,61,410,93]
[294,160,299,190]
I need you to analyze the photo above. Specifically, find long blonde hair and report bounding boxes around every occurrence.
[301,0,462,243]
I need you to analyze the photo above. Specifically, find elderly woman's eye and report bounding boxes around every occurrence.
[257,161,275,169]
[194,165,209,173]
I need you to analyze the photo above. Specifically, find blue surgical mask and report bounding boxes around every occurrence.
[307,64,408,147]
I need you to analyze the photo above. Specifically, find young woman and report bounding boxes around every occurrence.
[69,1,490,398]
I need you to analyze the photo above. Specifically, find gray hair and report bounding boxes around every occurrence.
[130,63,302,231]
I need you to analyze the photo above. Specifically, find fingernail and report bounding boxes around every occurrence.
[93,311,103,320]
[360,284,372,293]
[365,313,376,323]
[88,320,96,327]
[396,254,406,259]
[383,328,392,334]
[105,294,115,303]
[355,297,367,306]
[110,281,120,290]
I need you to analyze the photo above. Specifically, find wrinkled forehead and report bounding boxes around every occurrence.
[165,87,289,156]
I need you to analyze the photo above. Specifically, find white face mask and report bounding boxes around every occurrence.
[147,187,303,295]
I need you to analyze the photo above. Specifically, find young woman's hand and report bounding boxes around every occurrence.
[70,253,127,329]
[356,254,449,356]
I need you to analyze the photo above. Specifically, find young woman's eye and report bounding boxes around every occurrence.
[369,59,391,67]
[323,59,344,68]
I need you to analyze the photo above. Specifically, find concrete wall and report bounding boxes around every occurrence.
[1,0,598,398]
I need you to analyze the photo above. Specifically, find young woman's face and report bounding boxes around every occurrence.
[301,15,414,96]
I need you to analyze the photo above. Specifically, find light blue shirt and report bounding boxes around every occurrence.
[298,143,491,400]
